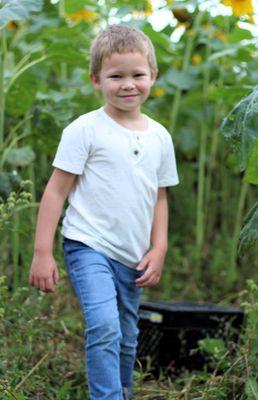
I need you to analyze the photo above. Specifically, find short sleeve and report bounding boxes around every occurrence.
[52,117,90,175]
[158,131,179,187]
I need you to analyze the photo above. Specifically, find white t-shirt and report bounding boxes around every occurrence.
[52,107,179,268]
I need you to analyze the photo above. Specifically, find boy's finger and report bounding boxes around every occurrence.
[45,277,54,292]
[136,257,148,271]
[53,268,59,285]
[33,277,39,290]
[136,277,151,287]
[136,269,152,285]
[138,275,157,287]
[39,278,46,292]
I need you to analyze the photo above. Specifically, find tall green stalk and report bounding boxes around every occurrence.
[167,10,205,281]
[195,43,211,275]
[204,65,224,240]
[229,180,249,280]
[169,11,204,134]
[205,17,230,243]
[0,29,7,147]
[12,212,20,290]
[25,112,37,226]
[58,0,65,18]
[169,89,181,134]
[195,121,207,270]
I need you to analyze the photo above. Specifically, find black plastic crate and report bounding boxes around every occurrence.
[137,301,244,376]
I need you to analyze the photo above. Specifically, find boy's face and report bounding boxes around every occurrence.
[91,51,156,115]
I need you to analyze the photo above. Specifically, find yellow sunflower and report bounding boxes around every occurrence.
[191,54,202,65]
[202,22,212,30]
[152,87,165,97]
[143,0,153,15]
[7,21,18,31]
[68,9,98,23]
[171,59,181,69]
[222,0,254,22]
[213,30,228,42]
[185,28,196,37]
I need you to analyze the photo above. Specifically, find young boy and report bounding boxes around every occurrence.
[29,25,179,400]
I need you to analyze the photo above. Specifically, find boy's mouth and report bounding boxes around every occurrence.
[119,94,138,98]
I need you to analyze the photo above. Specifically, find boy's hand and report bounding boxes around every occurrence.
[135,247,166,287]
[29,253,59,293]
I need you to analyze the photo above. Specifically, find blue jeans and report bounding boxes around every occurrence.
[62,238,144,400]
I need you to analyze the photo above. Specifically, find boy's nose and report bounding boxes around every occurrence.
[121,79,135,90]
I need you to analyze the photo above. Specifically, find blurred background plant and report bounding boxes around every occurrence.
[0,0,257,398]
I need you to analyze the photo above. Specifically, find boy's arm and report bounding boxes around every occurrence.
[150,187,168,253]
[135,187,168,287]
[29,168,77,293]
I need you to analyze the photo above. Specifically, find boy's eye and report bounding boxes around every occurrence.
[109,73,146,79]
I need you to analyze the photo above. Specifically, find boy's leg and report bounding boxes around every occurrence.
[62,239,124,400]
[115,261,144,400]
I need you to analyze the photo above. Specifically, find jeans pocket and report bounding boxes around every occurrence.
[62,238,89,270]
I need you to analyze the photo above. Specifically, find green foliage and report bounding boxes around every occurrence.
[197,338,226,360]
[0,180,32,228]
[0,274,87,399]
[245,138,258,185]
[63,0,97,14]
[245,379,258,400]
[0,0,257,291]
[0,277,257,399]
[241,280,258,400]
[220,86,258,258]
[164,68,200,90]
[0,0,43,30]
[239,202,258,257]
[6,72,39,116]
[0,170,20,199]
[0,0,257,397]
[221,85,258,172]
[5,147,35,167]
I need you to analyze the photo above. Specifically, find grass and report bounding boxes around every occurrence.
[0,273,257,400]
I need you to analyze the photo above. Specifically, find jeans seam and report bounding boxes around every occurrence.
[63,244,139,400]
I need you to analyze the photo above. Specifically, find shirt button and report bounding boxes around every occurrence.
[134,150,139,155]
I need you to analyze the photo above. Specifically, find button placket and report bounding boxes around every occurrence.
[132,133,144,161]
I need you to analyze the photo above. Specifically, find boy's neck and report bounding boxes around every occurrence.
[103,105,147,131]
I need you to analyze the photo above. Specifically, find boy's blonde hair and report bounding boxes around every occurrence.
[90,25,158,80]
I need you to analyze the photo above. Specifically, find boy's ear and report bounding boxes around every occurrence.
[151,71,157,85]
[90,73,101,90]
